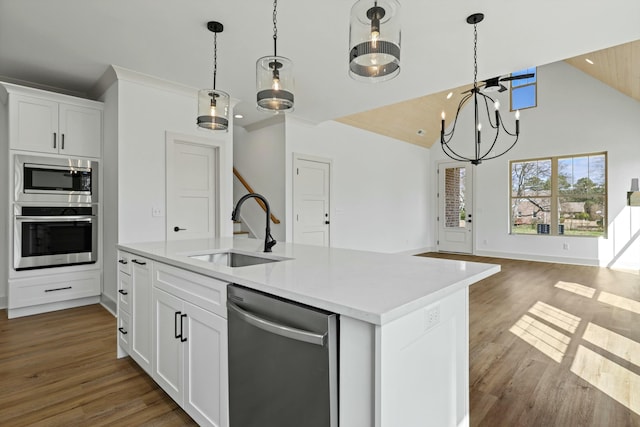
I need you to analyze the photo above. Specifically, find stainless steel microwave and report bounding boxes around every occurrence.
[14,154,98,203]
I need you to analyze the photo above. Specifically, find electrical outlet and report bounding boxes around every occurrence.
[152,206,163,217]
[563,243,569,250]
[424,305,441,331]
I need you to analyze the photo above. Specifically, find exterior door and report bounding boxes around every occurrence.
[293,156,331,246]
[437,162,473,254]
[166,133,218,241]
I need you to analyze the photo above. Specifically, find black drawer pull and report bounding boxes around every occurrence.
[118,327,128,335]
[131,259,146,265]
[118,259,128,264]
[44,286,72,293]
[180,313,188,342]
[118,289,128,295]
[175,311,182,339]
[61,133,65,150]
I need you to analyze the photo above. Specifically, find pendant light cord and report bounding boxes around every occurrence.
[213,32,218,90]
[272,0,278,57]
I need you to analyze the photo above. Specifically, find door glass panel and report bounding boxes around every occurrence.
[444,167,466,229]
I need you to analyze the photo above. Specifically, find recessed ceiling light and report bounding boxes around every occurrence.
[446,92,453,99]
[585,58,594,65]
[234,114,244,119]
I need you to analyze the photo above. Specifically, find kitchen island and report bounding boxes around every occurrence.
[116,237,499,427]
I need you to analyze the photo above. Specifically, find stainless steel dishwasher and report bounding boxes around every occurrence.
[227,284,338,427]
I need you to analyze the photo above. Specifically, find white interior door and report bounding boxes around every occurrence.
[166,134,218,241]
[437,162,473,254]
[293,156,331,246]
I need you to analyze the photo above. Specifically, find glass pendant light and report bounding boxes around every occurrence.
[349,0,401,82]
[197,21,230,131]
[256,0,294,113]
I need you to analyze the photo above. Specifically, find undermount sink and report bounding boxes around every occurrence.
[188,251,285,268]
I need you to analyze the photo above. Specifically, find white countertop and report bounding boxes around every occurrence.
[118,237,500,325]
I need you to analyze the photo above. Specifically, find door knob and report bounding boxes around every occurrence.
[325,221,330,225]
[174,226,186,232]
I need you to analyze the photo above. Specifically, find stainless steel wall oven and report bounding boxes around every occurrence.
[15,154,97,203]
[14,205,98,270]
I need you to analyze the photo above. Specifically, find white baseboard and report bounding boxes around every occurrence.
[100,294,117,316]
[474,249,600,267]
[396,246,436,256]
[7,296,100,319]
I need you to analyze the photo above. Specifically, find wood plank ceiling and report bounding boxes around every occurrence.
[336,40,640,149]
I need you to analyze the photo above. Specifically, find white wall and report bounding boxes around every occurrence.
[285,118,432,254]
[432,61,640,270]
[101,69,234,306]
[233,118,286,242]
[0,88,8,307]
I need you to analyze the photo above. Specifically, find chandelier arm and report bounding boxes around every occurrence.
[480,92,499,129]
[480,134,520,161]
[440,137,474,162]
[443,92,473,141]
[478,126,501,161]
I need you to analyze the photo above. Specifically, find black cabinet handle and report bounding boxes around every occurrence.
[175,311,181,339]
[53,133,57,149]
[131,259,146,265]
[325,221,330,224]
[118,259,128,264]
[61,134,65,150]
[118,327,128,335]
[174,226,186,232]
[180,314,188,342]
[44,286,72,293]
[118,289,128,295]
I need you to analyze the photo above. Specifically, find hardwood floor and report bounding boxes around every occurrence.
[420,253,640,427]
[0,304,196,426]
[2,256,640,426]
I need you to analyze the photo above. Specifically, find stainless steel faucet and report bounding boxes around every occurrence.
[231,193,277,252]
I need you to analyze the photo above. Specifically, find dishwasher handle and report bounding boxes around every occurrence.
[227,300,327,347]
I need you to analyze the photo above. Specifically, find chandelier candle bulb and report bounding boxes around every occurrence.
[494,100,500,126]
[477,123,482,144]
[441,111,445,133]
[515,110,520,134]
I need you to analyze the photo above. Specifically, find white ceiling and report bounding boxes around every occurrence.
[1,0,639,128]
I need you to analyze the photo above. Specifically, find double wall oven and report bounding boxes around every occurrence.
[13,154,98,271]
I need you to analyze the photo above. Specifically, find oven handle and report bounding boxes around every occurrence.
[16,215,95,221]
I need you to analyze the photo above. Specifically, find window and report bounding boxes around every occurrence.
[511,67,537,111]
[510,152,607,237]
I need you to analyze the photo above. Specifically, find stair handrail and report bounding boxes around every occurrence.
[233,167,281,224]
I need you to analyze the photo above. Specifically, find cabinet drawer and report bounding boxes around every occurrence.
[117,251,133,275]
[117,310,131,354]
[154,262,228,318]
[9,271,100,309]
[117,271,131,313]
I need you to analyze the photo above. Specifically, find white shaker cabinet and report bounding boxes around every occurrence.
[130,256,153,374]
[8,91,102,158]
[152,262,228,427]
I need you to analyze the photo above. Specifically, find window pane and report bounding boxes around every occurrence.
[512,85,536,110]
[559,196,605,236]
[559,154,606,195]
[511,159,551,197]
[511,197,551,234]
[511,68,537,87]
[445,166,466,228]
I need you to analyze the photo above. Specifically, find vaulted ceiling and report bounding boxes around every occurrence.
[337,40,640,148]
[0,1,639,134]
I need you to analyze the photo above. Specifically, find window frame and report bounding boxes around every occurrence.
[509,151,608,238]
[510,67,537,111]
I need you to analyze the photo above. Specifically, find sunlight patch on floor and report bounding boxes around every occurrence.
[554,281,596,298]
[509,314,571,363]
[570,345,640,416]
[582,322,640,367]
[597,291,640,315]
[528,301,581,333]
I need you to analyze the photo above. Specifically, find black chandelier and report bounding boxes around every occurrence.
[440,13,528,165]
